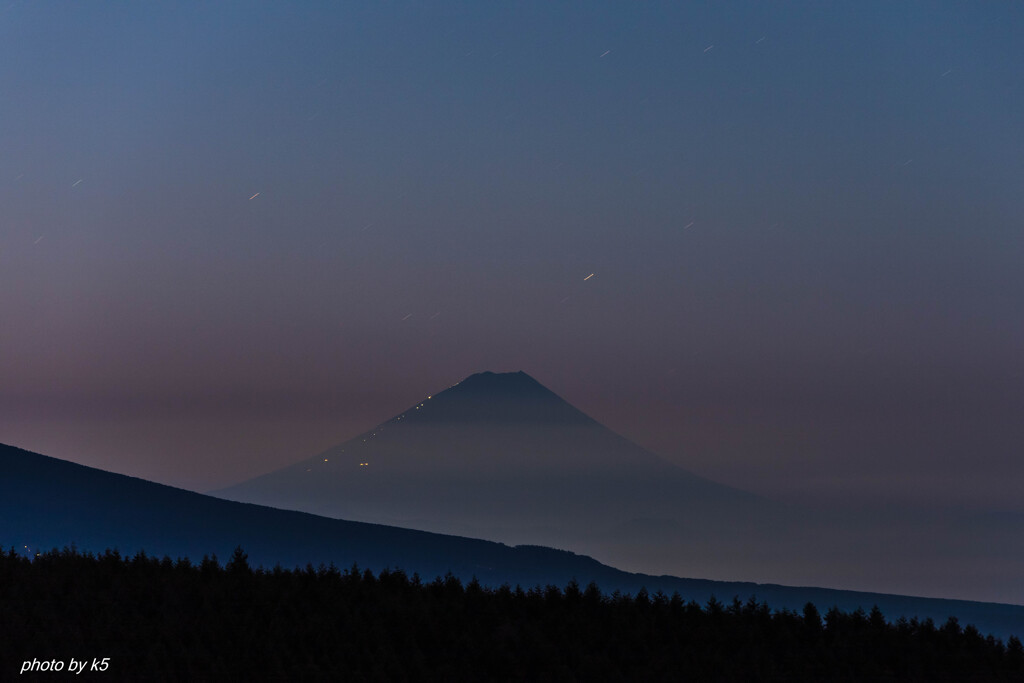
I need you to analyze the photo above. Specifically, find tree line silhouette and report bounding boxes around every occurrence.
[2,546,1021,681]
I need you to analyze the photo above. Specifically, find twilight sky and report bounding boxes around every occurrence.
[1,1,1021,511]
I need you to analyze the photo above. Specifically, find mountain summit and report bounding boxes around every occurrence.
[390,371,594,426]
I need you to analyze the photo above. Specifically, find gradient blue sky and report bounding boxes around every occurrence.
[1,1,1021,509]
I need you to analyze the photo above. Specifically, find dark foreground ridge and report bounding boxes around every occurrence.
[3,547,1022,682]
[3,441,1024,642]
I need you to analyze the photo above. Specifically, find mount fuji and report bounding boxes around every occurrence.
[214,371,1024,604]
[212,372,813,586]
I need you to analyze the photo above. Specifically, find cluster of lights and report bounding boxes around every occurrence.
[307,394,437,472]
[396,396,431,421]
